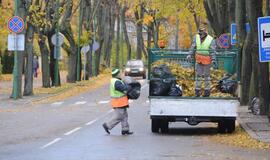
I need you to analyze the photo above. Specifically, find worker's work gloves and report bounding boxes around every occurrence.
[186,55,192,62]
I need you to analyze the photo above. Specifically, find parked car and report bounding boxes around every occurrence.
[124,60,146,79]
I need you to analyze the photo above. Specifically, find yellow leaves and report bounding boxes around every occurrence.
[143,14,154,26]
[210,126,270,150]
[151,60,231,97]
[34,73,111,104]
[27,5,47,28]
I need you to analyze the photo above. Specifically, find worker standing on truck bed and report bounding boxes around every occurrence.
[187,26,217,97]
[102,68,133,135]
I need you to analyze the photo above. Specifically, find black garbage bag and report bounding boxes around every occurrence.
[127,82,141,100]
[168,84,183,96]
[150,79,174,96]
[152,64,174,79]
[218,75,237,94]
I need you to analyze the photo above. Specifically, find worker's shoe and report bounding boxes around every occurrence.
[195,89,201,97]
[102,123,110,134]
[121,130,133,135]
[203,90,210,97]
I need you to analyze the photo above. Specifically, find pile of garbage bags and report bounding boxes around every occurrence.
[150,64,182,96]
[217,75,238,95]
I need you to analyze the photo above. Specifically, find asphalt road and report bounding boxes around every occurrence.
[0,79,270,160]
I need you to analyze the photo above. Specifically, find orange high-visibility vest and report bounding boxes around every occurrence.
[110,78,129,108]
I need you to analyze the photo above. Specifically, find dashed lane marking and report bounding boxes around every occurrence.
[51,102,64,106]
[98,100,110,104]
[85,118,98,126]
[41,138,62,149]
[75,101,87,105]
[64,127,82,136]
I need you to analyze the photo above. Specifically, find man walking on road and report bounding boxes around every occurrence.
[187,26,217,97]
[102,68,133,135]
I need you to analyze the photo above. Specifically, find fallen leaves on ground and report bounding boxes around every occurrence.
[0,74,13,81]
[209,125,270,150]
[33,73,110,104]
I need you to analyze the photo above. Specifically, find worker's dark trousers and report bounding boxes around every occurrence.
[106,107,129,131]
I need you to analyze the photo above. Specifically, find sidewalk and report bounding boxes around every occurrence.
[238,106,270,143]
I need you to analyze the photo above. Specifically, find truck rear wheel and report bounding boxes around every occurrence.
[160,120,169,133]
[151,119,159,133]
[218,119,235,133]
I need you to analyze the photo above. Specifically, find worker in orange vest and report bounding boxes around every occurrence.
[102,68,133,135]
[187,26,217,97]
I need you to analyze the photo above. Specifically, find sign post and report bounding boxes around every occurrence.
[8,14,25,99]
[81,45,90,80]
[258,16,270,62]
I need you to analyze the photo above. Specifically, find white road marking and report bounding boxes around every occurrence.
[146,100,149,103]
[41,138,61,149]
[75,101,87,105]
[129,100,134,103]
[64,127,82,136]
[51,102,63,106]
[85,118,98,126]
[98,100,110,104]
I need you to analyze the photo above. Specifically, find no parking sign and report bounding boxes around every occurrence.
[217,33,230,49]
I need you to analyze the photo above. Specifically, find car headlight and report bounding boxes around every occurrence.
[139,68,144,71]
[125,68,131,72]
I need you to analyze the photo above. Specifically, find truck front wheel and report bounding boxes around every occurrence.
[151,119,159,133]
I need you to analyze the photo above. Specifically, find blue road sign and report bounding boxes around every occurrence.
[258,16,270,62]
[231,23,237,45]
[8,16,24,34]
[217,33,230,49]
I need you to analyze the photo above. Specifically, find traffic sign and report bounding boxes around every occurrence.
[258,16,270,62]
[8,16,24,34]
[51,32,65,46]
[231,23,237,45]
[92,41,100,51]
[81,45,90,54]
[8,34,25,51]
[217,33,230,49]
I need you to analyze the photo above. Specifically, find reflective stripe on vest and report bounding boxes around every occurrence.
[110,78,128,108]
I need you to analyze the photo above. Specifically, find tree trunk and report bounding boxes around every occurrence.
[241,33,253,105]
[116,6,120,68]
[236,0,248,104]
[95,0,106,75]
[266,0,270,16]
[204,0,229,35]
[175,18,179,50]
[38,34,51,88]
[134,4,144,59]
[121,5,131,61]
[247,0,269,115]
[23,23,34,96]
